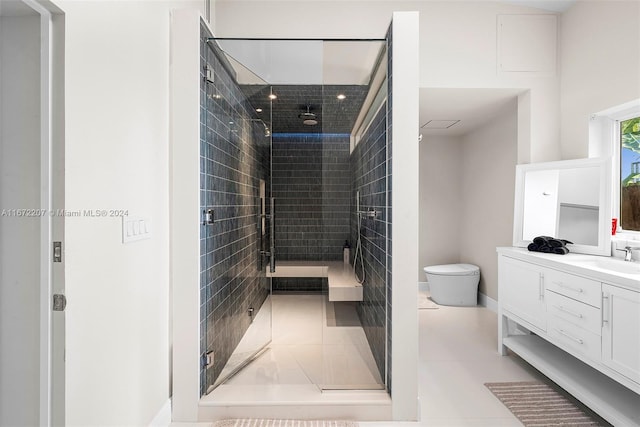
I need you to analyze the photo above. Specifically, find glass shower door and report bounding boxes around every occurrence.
[201,33,274,393]
[202,35,389,395]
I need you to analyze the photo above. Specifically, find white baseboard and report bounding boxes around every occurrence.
[420,282,496,312]
[479,293,498,313]
[149,398,171,427]
[418,281,429,292]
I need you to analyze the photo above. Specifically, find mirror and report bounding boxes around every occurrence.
[513,157,612,256]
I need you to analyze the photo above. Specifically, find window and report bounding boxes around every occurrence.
[590,100,639,235]
[619,116,640,231]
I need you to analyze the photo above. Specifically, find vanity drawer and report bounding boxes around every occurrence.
[546,290,601,336]
[545,269,601,308]
[548,315,602,363]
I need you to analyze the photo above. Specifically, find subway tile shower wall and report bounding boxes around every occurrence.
[199,25,271,395]
[272,134,351,261]
[272,277,326,293]
[385,25,393,393]
[351,102,389,385]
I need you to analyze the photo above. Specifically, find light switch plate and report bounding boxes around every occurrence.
[122,216,152,243]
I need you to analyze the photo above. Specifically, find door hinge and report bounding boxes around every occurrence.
[53,241,62,262]
[52,294,66,312]
[202,351,214,369]
[202,208,215,225]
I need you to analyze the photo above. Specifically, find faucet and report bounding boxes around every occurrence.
[617,246,640,262]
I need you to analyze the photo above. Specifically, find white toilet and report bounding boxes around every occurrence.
[423,263,480,306]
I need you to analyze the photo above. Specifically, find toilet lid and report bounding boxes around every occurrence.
[423,263,479,276]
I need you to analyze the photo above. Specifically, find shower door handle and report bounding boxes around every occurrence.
[269,198,276,273]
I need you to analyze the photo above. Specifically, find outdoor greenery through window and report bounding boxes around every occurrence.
[620,116,640,231]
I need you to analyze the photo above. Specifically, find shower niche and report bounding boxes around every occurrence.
[198,27,391,398]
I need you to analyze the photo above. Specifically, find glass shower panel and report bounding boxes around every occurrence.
[264,40,328,390]
[201,37,273,393]
[202,37,388,393]
[319,40,387,390]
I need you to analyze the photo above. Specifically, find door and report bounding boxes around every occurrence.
[500,256,547,332]
[200,34,274,393]
[0,1,65,425]
[602,283,640,384]
[206,37,390,392]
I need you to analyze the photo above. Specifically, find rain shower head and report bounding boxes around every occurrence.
[298,105,318,126]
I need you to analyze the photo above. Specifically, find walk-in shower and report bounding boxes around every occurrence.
[198,23,391,399]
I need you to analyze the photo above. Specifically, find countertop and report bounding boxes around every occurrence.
[497,247,640,292]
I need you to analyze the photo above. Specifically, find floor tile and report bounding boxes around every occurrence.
[178,292,546,426]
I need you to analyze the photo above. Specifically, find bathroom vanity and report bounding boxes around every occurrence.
[497,247,640,426]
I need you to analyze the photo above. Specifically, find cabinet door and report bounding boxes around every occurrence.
[602,284,640,384]
[500,256,546,332]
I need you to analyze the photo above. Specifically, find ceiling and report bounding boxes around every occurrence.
[419,88,524,137]
[216,39,380,134]
[241,84,369,134]
[218,39,385,86]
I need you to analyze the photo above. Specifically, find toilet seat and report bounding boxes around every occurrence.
[423,263,479,276]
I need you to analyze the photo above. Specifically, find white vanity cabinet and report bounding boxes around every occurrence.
[497,248,640,426]
[601,283,640,384]
[499,256,546,332]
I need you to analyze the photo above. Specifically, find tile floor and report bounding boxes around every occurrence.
[177,291,606,426]
[366,294,544,426]
[203,293,384,405]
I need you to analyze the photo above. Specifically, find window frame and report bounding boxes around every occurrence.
[613,110,640,236]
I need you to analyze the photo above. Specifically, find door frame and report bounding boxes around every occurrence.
[20,0,65,424]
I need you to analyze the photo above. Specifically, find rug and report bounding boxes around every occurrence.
[485,381,603,426]
[212,420,359,427]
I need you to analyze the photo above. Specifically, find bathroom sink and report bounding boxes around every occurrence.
[579,258,640,275]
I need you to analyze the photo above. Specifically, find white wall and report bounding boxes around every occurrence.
[459,101,518,300]
[0,13,42,427]
[55,1,200,425]
[215,0,561,163]
[560,0,640,159]
[418,1,559,163]
[419,135,462,278]
[390,12,420,420]
[419,102,517,300]
[170,8,202,422]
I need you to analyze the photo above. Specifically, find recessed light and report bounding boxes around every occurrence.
[268,94,277,100]
[337,94,346,100]
[256,108,263,113]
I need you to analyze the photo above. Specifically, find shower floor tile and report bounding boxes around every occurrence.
[206,293,384,400]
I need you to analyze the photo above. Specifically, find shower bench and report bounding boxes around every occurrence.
[266,260,363,302]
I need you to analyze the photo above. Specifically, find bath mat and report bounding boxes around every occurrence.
[212,420,359,427]
[485,381,604,426]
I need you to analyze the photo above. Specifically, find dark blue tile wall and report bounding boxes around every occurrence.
[272,133,351,261]
[272,277,326,292]
[351,101,389,386]
[386,26,393,393]
[200,25,271,395]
